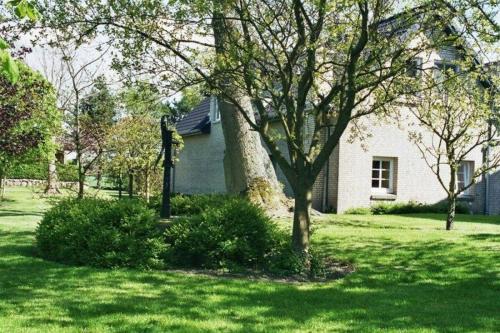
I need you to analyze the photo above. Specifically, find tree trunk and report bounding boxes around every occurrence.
[128,172,134,198]
[145,170,150,203]
[446,165,458,230]
[0,168,5,202]
[118,173,123,199]
[45,158,61,195]
[446,195,456,230]
[77,171,85,199]
[292,185,312,253]
[212,8,287,210]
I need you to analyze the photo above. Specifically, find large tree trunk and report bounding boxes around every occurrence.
[118,173,123,199]
[212,7,287,211]
[45,158,61,195]
[292,184,312,253]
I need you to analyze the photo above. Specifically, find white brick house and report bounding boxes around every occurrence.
[174,92,498,215]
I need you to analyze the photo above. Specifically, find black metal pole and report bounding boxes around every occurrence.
[160,116,173,218]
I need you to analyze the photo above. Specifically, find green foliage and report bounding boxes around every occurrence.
[149,194,231,216]
[0,0,40,83]
[345,201,471,215]
[163,197,325,276]
[164,198,279,269]
[36,198,165,269]
[7,161,78,182]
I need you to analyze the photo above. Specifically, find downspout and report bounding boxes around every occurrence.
[322,126,331,212]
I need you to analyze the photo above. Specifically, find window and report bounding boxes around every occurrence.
[372,158,394,194]
[457,161,474,194]
[406,57,422,78]
[434,61,458,83]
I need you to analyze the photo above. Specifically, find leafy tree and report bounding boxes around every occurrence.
[79,75,117,189]
[0,0,39,83]
[107,83,185,201]
[0,61,59,199]
[105,116,163,203]
[34,0,498,255]
[407,68,499,230]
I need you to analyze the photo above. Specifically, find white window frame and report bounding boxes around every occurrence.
[371,157,394,194]
[457,161,474,195]
[212,97,221,123]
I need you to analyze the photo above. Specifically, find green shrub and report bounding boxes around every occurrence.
[344,207,372,215]
[149,193,231,216]
[345,200,471,215]
[36,198,165,269]
[164,198,283,269]
[164,197,323,276]
[7,161,78,182]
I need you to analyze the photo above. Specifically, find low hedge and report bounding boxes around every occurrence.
[7,161,79,182]
[345,200,470,215]
[36,198,165,269]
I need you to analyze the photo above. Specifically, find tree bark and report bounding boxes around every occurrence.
[144,169,150,203]
[212,7,286,209]
[128,172,134,198]
[45,158,61,195]
[292,184,312,253]
[0,167,5,201]
[118,173,123,199]
[446,165,458,230]
[77,171,85,199]
[446,195,456,230]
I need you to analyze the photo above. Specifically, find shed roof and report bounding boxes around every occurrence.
[176,97,211,136]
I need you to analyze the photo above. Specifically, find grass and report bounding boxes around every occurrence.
[0,187,499,332]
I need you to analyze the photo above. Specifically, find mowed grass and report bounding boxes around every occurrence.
[0,187,499,332]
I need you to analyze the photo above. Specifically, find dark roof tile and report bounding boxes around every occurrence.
[176,97,211,136]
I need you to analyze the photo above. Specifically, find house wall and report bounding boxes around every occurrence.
[174,120,226,194]
[335,111,485,213]
[487,169,500,215]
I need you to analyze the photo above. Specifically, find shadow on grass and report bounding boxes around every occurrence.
[0,227,499,332]
[398,213,500,226]
[0,209,45,218]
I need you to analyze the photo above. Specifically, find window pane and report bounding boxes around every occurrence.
[381,179,390,188]
[382,161,390,170]
[382,170,390,179]
[372,180,379,188]
[372,170,379,178]
[372,160,380,169]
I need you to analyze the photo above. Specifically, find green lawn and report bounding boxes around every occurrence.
[0,187,499,332]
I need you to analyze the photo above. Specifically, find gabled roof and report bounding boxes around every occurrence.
[176,97,211,136]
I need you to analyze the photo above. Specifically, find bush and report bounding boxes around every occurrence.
[344,200,470,215]
[36,198,165,269]
[164,198,282,269]
[149,193,230,216]
[164,197,322,276]
[7,161,78,182]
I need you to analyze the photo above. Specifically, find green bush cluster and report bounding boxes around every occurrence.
[149,193,230,216]
[345,200,470,215]
[36,198,165,269]
[164,197,324,276]
[7,161,79,182]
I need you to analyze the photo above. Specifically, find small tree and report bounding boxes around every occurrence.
[105,116,164,203]
[0,61,59,199]
[408,69,499,230]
